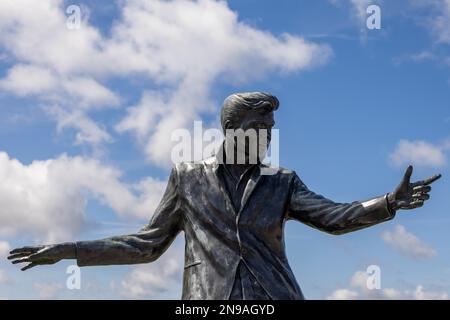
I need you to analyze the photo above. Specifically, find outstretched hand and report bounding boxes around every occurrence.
[388,165,441,211]
[7,243,76,271]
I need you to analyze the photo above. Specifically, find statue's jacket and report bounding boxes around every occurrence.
[75,156,395,300]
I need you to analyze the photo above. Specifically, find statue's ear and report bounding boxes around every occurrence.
[224,120,233,131]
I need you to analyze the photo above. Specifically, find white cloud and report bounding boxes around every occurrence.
[0,64,57,96]
[0,64,119,146]
[116,245,183,299]
[0,151,166,242]
[389,139,447,167]
[327,288,359,300]
[61,77,120,109]
[408,0,450,43]
[393,51,438,65]
[327,269,448,300]
[410,51,438,62]
[392,0,450,86]
[0,242,10,285]
[111,0,332,166]
[349,270,370,289]
[46,106,112,145]
[350,0,372,23]
[0,0,117,125]
[0,241,10,258]
[0,0,129,145]
[431,0,450,44]
[0,0,332,165]
[0,269,8,284]
[115,91,167,141]
[34,282,63,299]
[411,285,449,299]
[381,225,437,259]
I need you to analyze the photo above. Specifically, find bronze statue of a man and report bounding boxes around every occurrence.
[8,92,441,299]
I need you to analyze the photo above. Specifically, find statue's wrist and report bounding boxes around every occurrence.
[59,242,77,259]
[387,192,398,212]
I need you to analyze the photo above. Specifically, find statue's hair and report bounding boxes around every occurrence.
[220,92,279,130]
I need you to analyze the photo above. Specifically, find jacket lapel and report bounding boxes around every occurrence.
[238,166,264,215]
[207,156,237,216]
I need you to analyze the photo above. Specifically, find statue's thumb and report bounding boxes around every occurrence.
[404,165,413,182]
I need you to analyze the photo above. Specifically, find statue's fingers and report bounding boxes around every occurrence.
[9,246,38,255]
[410,200,424,209]
[413,185,431,193]
[414,174,443,187]
[7,252,31,260]
[396,200,409,208]
[423,174,442,185]
[412,193,430,201]
[21,263,37,271]
[11,257,31,264]
[11,252,40,264]
[401,200,424,210]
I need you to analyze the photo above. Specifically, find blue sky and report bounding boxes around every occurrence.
[0,0,449,299]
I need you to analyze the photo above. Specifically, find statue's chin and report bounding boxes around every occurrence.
[240,153,266,165]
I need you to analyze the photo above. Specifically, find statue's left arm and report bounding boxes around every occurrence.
[286,165,441,235]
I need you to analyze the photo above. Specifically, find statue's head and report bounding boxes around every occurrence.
[220,92,278,164]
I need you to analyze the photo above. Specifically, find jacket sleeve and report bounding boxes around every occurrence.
[286,172,395,235]
[76,167,183,266]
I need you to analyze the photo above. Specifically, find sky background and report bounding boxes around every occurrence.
[0,0,449,299]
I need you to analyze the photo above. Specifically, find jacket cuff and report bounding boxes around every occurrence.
[360,194,396,223]
[75,240,98,267]
[385,193,397,216]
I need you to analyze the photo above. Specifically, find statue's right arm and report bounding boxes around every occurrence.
[8,168,183,270]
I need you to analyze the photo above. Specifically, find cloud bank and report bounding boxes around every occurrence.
[0,151,166,242]
[0,0,332,166]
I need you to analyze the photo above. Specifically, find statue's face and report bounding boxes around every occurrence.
[224,110,275,164]
[238,109,274,138]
